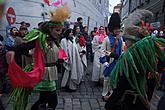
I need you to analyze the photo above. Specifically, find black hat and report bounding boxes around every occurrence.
[19,21,30,27]
[0,34,4,41]
[108,13,121,33]
[77,17,83,22]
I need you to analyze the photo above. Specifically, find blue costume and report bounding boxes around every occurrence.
[100,34,123,77]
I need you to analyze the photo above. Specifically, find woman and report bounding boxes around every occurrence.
[92,26,107,84]
[61,29,83,91]
[7,21,61,110]
[6,6,70,110]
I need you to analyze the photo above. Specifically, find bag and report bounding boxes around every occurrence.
[34,80,56,91]
[103,61,116,77]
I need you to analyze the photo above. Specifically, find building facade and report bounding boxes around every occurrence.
[121,0,165,30]
[0,0,109,35]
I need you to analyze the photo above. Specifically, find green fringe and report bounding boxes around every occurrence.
[24,29,47,52]
[110,36,165,100]
[9,64,33,110]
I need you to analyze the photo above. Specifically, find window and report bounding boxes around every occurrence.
[99,0,101,4]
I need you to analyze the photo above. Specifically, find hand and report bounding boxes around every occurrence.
[103,62,109,67]
[28,50,33,55]
[6,51,15,64]
[104,51,111,56]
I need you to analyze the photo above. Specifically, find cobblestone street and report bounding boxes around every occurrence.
[1,61,164,110]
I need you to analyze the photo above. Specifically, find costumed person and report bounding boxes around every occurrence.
[105,9,165,110]
[6,6,70,110]
[100,13,124,101]
[73,25,81,42]
[77,34,87,79]
[92,26,107,85]
[61,28,83,92]
[73,26,87,78]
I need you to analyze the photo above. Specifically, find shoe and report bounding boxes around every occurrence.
[102,95,111,102]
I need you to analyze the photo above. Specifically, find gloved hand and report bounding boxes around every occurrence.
[103,62,109,67]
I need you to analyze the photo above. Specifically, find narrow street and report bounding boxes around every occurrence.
[1,61,164,110]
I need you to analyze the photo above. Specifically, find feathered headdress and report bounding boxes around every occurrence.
[48,5,70,28]
[124,9,153,41]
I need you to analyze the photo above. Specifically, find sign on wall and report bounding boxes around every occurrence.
[6,7,16,25]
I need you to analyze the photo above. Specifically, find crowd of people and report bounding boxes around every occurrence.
[0,2,165,110]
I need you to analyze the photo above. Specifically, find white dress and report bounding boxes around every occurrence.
[60,38,83,90]
[91,35,105,82]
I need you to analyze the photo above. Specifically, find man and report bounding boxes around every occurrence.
[74,17,83,33]
[18,21,32,67]
[100,13,124,101]
[19,21,30,38]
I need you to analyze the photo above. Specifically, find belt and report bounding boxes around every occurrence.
[45,62,57,67]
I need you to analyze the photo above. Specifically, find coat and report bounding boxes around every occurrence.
[60,38,83,90]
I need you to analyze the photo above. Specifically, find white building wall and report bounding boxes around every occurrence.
[0,0,109,35]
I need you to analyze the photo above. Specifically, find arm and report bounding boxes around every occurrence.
[105,76,131,109]
[11,40,36,55]
[100,38,109,64]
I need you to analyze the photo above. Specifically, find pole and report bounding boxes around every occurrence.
[87,16,90,29]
